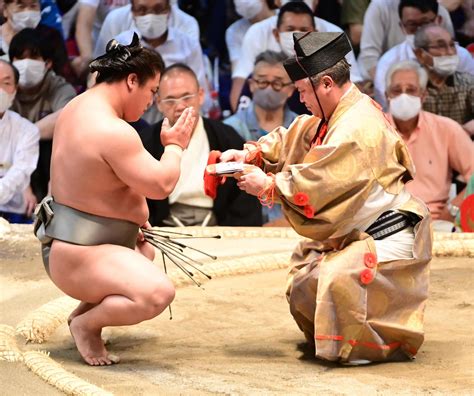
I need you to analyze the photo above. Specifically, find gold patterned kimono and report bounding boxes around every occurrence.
[245,86,432,363]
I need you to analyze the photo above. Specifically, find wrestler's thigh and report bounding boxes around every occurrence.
[49,240,172,303]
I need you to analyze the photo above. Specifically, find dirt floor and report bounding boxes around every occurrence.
[0,224,473,395]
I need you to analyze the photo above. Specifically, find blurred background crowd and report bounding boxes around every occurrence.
[0,0,473,231]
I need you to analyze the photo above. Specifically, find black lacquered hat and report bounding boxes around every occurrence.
[283,32,351,82]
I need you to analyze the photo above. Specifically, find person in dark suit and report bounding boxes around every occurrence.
[139,63,262,227]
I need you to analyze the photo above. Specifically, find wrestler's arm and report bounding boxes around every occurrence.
[104,109,195,199]
[104,127,180,199]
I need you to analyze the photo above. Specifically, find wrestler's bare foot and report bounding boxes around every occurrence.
[69,317,120,366]
[68,303,111,345]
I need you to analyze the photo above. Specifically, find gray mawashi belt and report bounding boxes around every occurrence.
[34,197,138,249]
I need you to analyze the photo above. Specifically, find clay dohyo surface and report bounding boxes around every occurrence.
[1,225,473,395]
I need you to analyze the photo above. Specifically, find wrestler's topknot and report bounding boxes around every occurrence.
[89,33,165,86]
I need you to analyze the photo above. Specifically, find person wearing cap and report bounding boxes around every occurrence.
[220,31,432,365]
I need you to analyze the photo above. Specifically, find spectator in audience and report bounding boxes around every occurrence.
[1,0,42,56]
[226,0,275,73]
[0,0,65,55]
[224,50,295,224]
[0,59,39,223]
[94,0,199,58]
[229,1,362,112]
[385,60,474,230]
[9,28,76,204]
[139,63,262,227]
[358,0,454,81]
[225,51,296,142]
[1,0,75,83]
[73,0,129,78]
[374,5,474,109]
[340,0,370,54]
[414,23,474,136]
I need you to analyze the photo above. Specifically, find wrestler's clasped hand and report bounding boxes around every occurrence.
[236,166,272,196]
[160,107,196,149]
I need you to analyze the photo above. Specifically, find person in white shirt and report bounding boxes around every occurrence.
[229,1,361,111]
[93,0,199,59]
[0,60,39,223]
[73,0,129,77]
[358,0,454,81]
[225,0,275,73]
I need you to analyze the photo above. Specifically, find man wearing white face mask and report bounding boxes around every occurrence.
[1,0,74,89]
[0,60,40,223]
[229,1,362,112]
[386,60,474,228]
[9,28,76,205]
[0,0,41,56]
[374,1,474,110]
[358,0,454,81]
[413,23,474,136]
[93,0,199,59]
[226,0,275,73]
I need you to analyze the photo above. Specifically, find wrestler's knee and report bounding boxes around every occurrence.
[138,279,175,319]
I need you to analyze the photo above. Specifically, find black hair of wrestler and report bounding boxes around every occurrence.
[89,33,165,86]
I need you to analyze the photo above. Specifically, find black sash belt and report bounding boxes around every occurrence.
[365,210,420,240]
